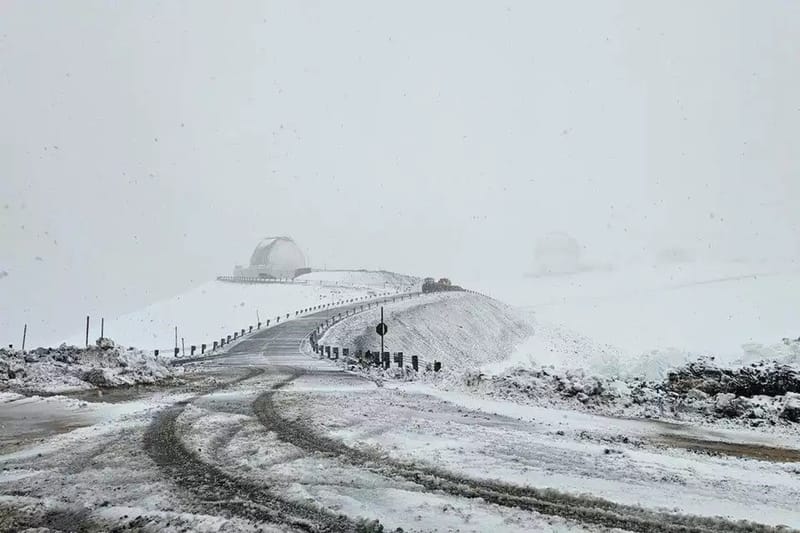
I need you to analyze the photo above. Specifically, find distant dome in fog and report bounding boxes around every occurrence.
[233,236,307,279]
[534,232,582,275]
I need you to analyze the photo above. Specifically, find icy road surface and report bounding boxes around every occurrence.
[2,301,800,532]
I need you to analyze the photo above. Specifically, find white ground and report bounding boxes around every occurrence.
[319,291,533,370]
[296,269,421,290]
[3,263,800,531]
[466,261,800,378]
[61,271,411,351]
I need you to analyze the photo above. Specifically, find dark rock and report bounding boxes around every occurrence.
[780,398,800,423]
[82,368,114,387]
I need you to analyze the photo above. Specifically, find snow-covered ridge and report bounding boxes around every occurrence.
[296,269,421,290]
[318,291,534,371]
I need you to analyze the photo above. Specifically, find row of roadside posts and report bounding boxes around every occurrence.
[309,304,442,373]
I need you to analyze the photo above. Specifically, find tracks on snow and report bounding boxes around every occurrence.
[142,368,359,532]
[253,370,785,533]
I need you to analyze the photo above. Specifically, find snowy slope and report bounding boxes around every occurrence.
[296,269,421,290]
[467,261,800,376]
[62,279,396,351]
[319,292,534,370]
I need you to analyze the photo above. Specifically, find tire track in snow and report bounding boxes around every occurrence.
[253,372,787,533]
[142,368,360,532]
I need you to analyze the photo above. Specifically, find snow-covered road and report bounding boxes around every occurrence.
[2,299,799,531]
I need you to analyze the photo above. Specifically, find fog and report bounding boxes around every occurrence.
[2,1,799,346]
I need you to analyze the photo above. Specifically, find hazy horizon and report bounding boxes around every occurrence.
[2,1,799,346]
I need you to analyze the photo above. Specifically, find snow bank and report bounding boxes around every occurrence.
[444,357,800,429]
[0,338,180,394]
[319,291,534,372]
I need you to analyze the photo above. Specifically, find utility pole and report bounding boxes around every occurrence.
[380,306,384,356]
[174,326,178,351]
[21,324,27,352]
[100,318,104,339]
[85,316,90,347]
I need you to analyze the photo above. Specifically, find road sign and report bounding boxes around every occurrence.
[376,322,388,336]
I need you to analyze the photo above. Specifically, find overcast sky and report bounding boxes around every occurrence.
[1,1,799,345]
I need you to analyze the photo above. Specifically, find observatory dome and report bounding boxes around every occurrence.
[233,236,307,279]
[534,232,582,275]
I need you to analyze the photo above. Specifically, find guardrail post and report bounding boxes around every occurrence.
[227,335,231,343]
[257,322,262,329]
[213,341,218,350]
[154,349,159,357]
[174,347,180,357]
[234,332,238,339]
[411,355,418,371]
[241,328,245,336]
[201,343,206,354]
[249,326,253,333]
[190,345,196,356]
[276,317,280,323]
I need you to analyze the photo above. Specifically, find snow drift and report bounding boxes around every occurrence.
[0,338,180,394]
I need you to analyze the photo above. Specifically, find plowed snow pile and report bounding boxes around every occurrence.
[0,338,179,394]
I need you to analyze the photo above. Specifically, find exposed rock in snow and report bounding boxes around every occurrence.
[782,394,800,423]
[0,338,180,394]
[448,358,800,429]
[665,358,800,397]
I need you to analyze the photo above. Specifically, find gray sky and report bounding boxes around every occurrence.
[1,1,799,345]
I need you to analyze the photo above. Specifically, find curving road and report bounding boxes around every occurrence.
[1,300,797,532]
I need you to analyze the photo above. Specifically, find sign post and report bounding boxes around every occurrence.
[375,306,388,357]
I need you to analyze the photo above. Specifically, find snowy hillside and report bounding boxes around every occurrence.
[296,269,421,290]
[319,292,534,370]
[467,262,800,375]
[62,278,400,351]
